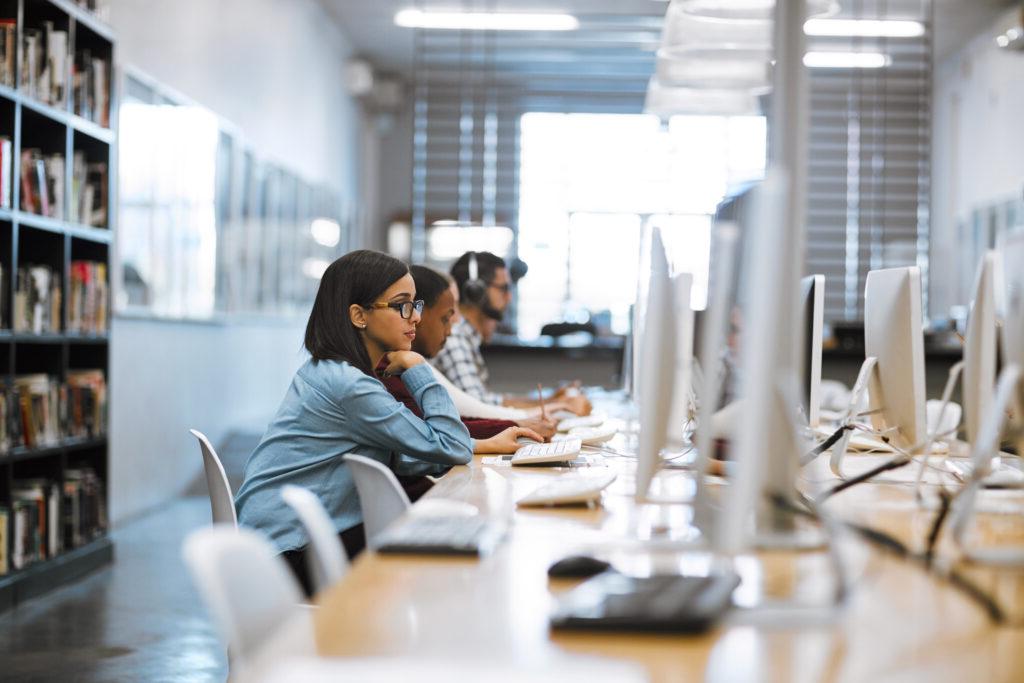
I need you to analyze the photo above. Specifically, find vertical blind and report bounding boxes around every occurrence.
[805,0,932,322]
[410,3,932,325]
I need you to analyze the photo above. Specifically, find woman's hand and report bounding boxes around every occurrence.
[516,416,556,440]
[550,395,592,417]
[383,350,426,375]
[473,426,545,454]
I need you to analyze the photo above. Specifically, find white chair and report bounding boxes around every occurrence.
[343,454,411,548]
[190,429,238,527]
[182,526,315,681]
[280,485,349,595]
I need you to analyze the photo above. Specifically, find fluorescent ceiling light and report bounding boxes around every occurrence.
[394,9,578,31]
[804,51,891,69]
[804,18,925,38]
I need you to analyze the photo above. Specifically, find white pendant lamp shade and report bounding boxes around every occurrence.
[672,0,838,21]
[661,1,772,52]
[644,78,762,117]
[655,46,772,91]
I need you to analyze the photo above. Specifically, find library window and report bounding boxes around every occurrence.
[516,112,766,340]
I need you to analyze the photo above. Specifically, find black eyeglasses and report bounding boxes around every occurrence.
[368,300,425,320]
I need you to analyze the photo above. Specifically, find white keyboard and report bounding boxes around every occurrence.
[946,459,1024,488]
[517,472,618,507]
[511,437,583,466]
[557,415,604,432]
[568,424,617,445]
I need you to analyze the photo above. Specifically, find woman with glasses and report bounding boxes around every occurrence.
[235,250,473,595]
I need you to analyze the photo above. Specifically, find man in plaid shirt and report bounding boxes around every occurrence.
[433,251,591,415]
[432,251,512,405]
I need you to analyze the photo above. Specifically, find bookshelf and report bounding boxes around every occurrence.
[0,0,113,612]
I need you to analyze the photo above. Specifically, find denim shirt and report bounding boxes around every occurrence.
[235,359,472,553]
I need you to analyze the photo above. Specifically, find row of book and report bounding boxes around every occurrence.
[11,20,110,125]
[10,261,109,334]
[68,260,108,334]
[0,468,107,574]
[20,149,108,226]
[73,49,109,127]
[0,370,107,451]
[22,21,69,108]
[14,263,62,334]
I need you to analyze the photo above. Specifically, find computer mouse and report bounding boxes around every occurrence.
[547,555,612,579]
[409,498,479,518]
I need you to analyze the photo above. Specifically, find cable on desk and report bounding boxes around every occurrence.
[816,455,912,502]
[801,424,854,466]
[924,489,953,565]
[770,494,1006,624]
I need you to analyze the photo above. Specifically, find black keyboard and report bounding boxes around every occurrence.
[551,571,740,633]
[374,515,506,556]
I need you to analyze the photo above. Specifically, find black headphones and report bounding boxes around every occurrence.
[462,251,488,306]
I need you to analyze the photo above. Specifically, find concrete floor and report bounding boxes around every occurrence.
[0,497,229,682]
[0,432,264,682]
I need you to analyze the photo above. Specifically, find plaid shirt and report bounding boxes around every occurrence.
[432,318,504,405]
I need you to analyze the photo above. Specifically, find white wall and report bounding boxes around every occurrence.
[931,7,1024,318]
[107,0,364,524]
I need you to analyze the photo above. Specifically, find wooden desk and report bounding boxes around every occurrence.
[314,453,1024,682]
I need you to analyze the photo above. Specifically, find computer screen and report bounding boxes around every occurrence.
[799,274,825,428]
[963,251,998,446]
[864,267,927,449]
[635,228,678,501]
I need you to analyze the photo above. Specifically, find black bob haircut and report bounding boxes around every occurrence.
[304,250,410,374]
[409,265,451,308]
[449,251,506,301]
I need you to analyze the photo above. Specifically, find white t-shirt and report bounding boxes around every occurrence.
[429,365,530,420]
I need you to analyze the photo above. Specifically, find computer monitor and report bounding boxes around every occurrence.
[799,274,825,428]
[863,266,927,450]
[1000,232,1024,454]
[717,171,813,553]
[962,251,999,446]
[666,273,695,449]
[634,229,679,501]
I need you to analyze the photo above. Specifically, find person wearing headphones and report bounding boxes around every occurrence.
[433,251,591,414]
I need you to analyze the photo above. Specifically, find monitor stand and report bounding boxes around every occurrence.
[949,364,1024,568]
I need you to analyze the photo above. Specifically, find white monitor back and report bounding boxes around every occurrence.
[1001,232,1024,454]
[666,273,694,448]
[963,251,998,445]
[717,171,804,554]
[799,274,825,427]
[864,266,927,449]
[635,229,678,500]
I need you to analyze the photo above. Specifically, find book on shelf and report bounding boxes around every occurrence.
[14,374,62,448]
[0,370,106,449]
[0,18,14,88]
[21,22,69,107]
[20,149,65,219]
[70,153,107,227]
[68,261,108,334]
[0,505,7,575]
[14,264,62,334]
[0,135,11,209]
[73,50,109,128]
[65,369,107,439]
[63,467,106,549]
[11,478,60,569]
[9,471,105,570]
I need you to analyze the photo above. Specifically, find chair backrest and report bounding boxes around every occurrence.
[280,485,349,594]
[190,429,238,527]
[182,526,314,674]
[343,454,411,548]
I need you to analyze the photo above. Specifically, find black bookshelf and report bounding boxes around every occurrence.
[0,0,113,611]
